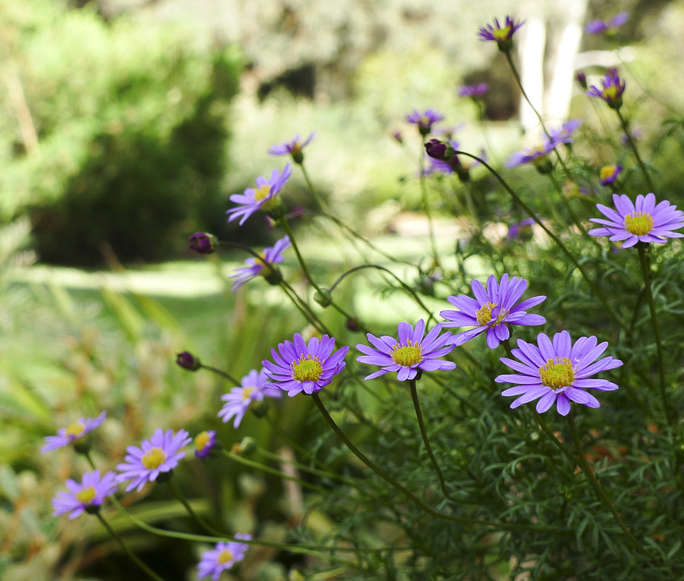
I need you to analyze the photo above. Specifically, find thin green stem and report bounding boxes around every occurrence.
[547,173,600,248]
[199,364,240,385]
[299,162,327,211]
[95,512,164,581]
[418,146,441,269]
[256,448,359,487]
[167,477,222,536]
[616,109,655,191]
[568,415,641,551]
[408,379,450,500]
[222,449,328,493]
[279,279,329,335]
[279,215,322,293]
[637,245,674,427]
[453,150,627,332]
[534,413,574,464]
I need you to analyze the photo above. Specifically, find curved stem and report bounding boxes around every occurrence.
[636,245,674,427]
[299,162,327,211]
[567,415,641,551]
[547,173,600,248]
[418,147,441,269]
[167,477,222,536]
[199,364,240,385]
[279,215,322,294]
[453,150,627,332]
[616,109,655,191]
[256,448,359,487]
[279,279,329,335]
[95,512,164,581]
[408,379,450,500]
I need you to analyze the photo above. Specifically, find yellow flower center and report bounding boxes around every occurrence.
[241,387,255,401]
[195,431,212,453]
[493,26,511,41]
[254,252,272,273]
[292,356,323,382]
[66,422,85,437]
[217,549,234,564]
[253,184,271,202]
[539,358,575,390]
[391,341,422,366]
[476,302,496,325]
[141,447,166,470]
[624,213,653,236]
[603,85,618,100]
[600,165,617,181]
[76,486,96,504]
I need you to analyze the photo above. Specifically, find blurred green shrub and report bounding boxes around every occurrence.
[0,0,240,265]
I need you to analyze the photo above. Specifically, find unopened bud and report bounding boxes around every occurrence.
[176,351,200,371]
[239,437,257,455]
[188,232,217,254]
[345,317,362,332]
[575,72,587,90]
[425,138,447,160]
[314,289,333,307]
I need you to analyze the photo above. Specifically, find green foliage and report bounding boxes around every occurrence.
[0,0,240,264]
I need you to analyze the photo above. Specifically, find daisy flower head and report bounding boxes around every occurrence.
[458,83,488,98]
[226,164,292,226]
[197,534,251,581]
[262,334,349,397]
[52,470,117,519]
[194,430,217,459]
[586,11,629,35]
[41,411,106,453]
[506,140,556,173]
[478,16,524,51]
[589,193,684,247]
[497,331,622,415]
[441,274,546,349]
[507,218,536,241]
[550,119,582,145]
[405,108,444,136]
[218,368,281,428]
[356,319,456,382]
[230,236,290,291]
[268,132,316,164]
[116,428,191,492]
[587,68,626,109]
[599,164,623,186]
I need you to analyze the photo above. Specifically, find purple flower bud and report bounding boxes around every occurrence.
[392,130,403,144]
[188,232,217,254]
[176,351,200,371]
[576,71,587,90]
[425,139,448,160]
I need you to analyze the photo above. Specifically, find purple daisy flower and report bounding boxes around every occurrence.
[356,319,456,382]
[588,193,684,247]
[218,368,281,428]
[262,334,349,397]
[116,428,192,492]
[226,164,292,226]
[406,108,444,135]
[41,411,107,453]
[230,236,290,291]
[506,120,581,170]
[52,470,117,519]
[587,68,626,109]
[197,534,251,581]
[550,119,582,144]
[599,164,623,185]
[194,430,217,459]
[458,83,489,98]
[496,331,623,415]
[586,12,629,35]
[268,132,316,164]
[478,16,524,50]
[441,274,546,349]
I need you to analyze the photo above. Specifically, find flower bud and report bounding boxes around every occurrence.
[575,71,587,90]
[176,351,200,371]
[392,130,403,144]
[238,437,257,455]
[314,289,333,308]
[345,317,362,332]
[188,232,217,254]
[425,138,447,160]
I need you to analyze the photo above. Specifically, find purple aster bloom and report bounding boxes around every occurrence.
[406,109,444,135]
[497,331,623,416]
[506,120,580,170]
[586,68,626,109]
[356,319,456,382]
[586,11,628,34]
[262,334,349,397]
[588,193,684,247]
[458,83,488,98]
[194,430,217,459]
[230,236,290,291]
[226,164,292,226]
[478,16,524,51]
[116,428,192,492]
[41,411,106,453]
[599,164,623,185]
[218,368,281,428]
[268,132,316,164]
[441,274,546,349]
[197,534,251,581]
[550,119,582,144]
[507,218,536,240]
[52,470,117,519]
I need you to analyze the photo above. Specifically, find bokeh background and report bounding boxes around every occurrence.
[1,0,682,579]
